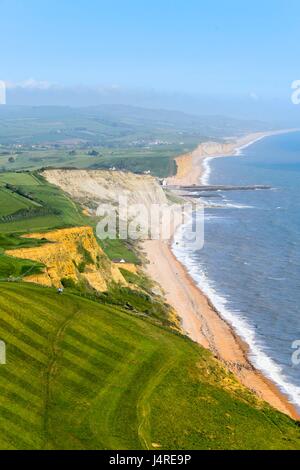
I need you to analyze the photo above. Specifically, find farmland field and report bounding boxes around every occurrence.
[0,105,270,177]
[0,145,181,178]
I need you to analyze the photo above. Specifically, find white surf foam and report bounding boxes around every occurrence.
[235,135,267,156]
[201,156,216,185]
[172,217,300,409]
[201,134,269,185]
[189,132,300,408]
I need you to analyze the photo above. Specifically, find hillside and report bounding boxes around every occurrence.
[1,169,300,450]
[0,282,300,450]
[0,105,271,146]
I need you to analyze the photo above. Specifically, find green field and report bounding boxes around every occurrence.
[0,105,271,177]
[0,145,182,178]
[99,239,140,264]
[0,172,85,233]
[0,172,89,279]
[0,171,140,279]
[0,173,42,186]
[0,186,37,218]
[0,282,299,450]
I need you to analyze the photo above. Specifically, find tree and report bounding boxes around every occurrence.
[87,150,100,157]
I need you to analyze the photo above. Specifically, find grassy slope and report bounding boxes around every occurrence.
[99,239,140,264]
[0,282,299,450]
[0,172,85,234]
[0,172,88,279]
[0,187,37,218]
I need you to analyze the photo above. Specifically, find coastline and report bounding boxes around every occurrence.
[143,128,300,420]
[167,128,300,187]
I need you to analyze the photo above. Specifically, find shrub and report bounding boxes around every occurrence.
[78,261,86,273]
[61,277,76,288]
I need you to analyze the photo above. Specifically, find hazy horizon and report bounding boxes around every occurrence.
[1,0,300,125]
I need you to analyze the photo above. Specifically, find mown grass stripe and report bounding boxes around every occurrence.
[0,425,35,450]
[3,292,67,319]
[55,376,95,399]
[76,306,154,344]
[0,318,48,356]
[69,322,133,356]
[8,343,46,369]
[0,286,70,318]
[64,328,124,362]
[2,330,48,364]
[0,281,299,451]
[0,368,41,398]
[72,319,136,354]
[0,374,43,407]
[0,290,63,326]
[0,404,40,433]
[57,356,102,383]
[0,384,40,413]
[60,339,117,372]
[0,303,57,338]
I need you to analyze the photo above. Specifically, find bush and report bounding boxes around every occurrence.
[87,150,99,157]
[61,277,76,288]
[78,261,86,273]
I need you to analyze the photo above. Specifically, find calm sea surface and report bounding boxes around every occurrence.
[173,132,300,408]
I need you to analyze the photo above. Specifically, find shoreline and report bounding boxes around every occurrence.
[144,238,299,419]
[144,128,300,420]
[167,128,300,187]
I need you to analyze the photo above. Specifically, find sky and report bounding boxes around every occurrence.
[1,0,300,121]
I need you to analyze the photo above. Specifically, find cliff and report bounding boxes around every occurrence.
[167,141,236,186]
[6,226,127,291]
[42,169,168,210]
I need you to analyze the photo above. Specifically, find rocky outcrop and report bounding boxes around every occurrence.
[6,226,127,291]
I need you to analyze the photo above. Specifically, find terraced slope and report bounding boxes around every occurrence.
[0,282,299,450]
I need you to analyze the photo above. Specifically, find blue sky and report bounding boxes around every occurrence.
[1,0,299,96]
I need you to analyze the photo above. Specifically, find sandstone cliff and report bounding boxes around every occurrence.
[6,226,127,291]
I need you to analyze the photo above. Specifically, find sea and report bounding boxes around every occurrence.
[173,131,300,410]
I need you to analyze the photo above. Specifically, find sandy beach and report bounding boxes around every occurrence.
[143,129,300,420]
[167,129,300,186]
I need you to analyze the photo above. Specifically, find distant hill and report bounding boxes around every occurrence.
[0,104,273,146]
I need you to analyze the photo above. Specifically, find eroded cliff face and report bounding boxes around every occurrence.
[6,226,127,291]
[167,141,236,186]
[42,169,167,210]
